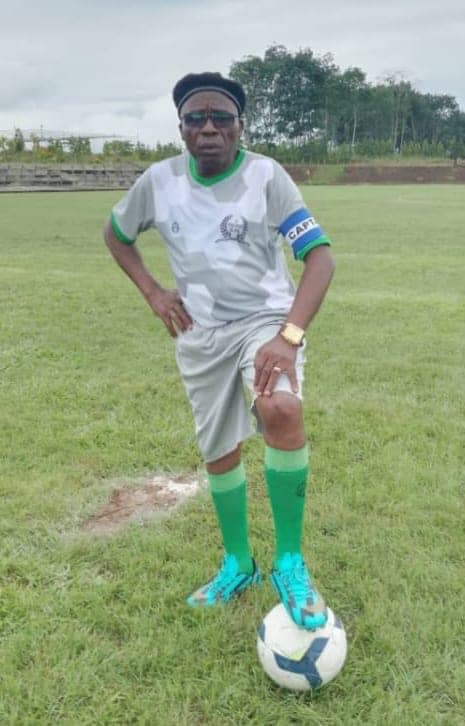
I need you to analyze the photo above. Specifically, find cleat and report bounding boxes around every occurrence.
[270,552,328,630]
[187,554,261,607]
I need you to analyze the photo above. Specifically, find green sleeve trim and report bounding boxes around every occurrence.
[111,212,136,245]
[295,234,331,261]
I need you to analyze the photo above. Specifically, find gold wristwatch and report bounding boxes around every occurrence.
[280,322,305,347]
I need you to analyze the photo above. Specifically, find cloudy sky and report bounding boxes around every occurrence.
[1,0,464,147]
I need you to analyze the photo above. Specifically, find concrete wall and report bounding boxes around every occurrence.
[1,162,464,191]
[338,164,465,184]
[0,163,146,191]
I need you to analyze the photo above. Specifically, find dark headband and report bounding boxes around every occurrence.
[173,72,246,116]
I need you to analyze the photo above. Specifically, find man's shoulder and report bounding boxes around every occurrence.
[244,149,276,165]
[243,150,286,178]
[146,153,187,179]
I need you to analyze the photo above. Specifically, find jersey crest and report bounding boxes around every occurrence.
[217,214,249,245]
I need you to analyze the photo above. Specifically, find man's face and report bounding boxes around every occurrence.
[226,215,244,240]
[179,90,243,172]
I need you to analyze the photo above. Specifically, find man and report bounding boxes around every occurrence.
[103,72,335,630]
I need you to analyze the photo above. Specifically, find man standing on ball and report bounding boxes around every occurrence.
[103,72,335,630]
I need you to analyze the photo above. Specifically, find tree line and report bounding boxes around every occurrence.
[2,44,464,166]
[0,130,181,164]
[229,44,465,163]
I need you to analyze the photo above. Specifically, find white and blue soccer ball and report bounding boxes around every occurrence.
[257,605,347,691]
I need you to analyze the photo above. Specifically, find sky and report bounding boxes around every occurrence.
[1,0,464,147]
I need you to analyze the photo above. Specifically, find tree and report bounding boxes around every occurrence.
[231,44,332,145]
[230,43,465,161]
[330,67,368,147]
[443,110,465,164]
[230,46,283,144]
[47,139,65,160]
[67,136,91,157]
[274,48,328,143]
[13,128,25,153]
[0,136,10,155]
[103,140,134,157]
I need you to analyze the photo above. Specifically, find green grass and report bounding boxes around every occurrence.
[1,186,464,724]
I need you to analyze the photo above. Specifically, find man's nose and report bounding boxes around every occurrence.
[200,116,218,132]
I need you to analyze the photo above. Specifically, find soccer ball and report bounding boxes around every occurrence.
[257,605,347,690]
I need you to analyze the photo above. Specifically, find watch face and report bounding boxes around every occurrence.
[281,327,303,345]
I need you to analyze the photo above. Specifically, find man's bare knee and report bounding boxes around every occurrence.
[256,393,304,437]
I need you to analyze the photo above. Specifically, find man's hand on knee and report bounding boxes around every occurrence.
[254,335,299,397]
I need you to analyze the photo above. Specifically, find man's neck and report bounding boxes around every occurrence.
[195,149,239,178]
[189,150,245,187]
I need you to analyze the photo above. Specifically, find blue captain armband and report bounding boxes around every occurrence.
[279,207,331,261]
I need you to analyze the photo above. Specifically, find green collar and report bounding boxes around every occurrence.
[189,149,245,187]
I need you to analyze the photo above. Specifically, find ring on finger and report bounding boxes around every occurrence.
[272,366,282,373]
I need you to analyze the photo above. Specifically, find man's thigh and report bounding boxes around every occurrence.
[175,324,253,463]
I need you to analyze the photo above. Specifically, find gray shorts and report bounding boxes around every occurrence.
[175,310,305,463]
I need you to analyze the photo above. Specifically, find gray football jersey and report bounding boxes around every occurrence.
[111,150,330,328]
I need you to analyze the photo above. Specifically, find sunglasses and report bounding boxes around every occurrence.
[181,110,239,129]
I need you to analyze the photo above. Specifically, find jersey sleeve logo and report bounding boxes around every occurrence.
[279,207,325,258]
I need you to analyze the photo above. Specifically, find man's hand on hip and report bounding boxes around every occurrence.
[147,288,193,338]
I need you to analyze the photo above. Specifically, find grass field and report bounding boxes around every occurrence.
[1,185,464,724]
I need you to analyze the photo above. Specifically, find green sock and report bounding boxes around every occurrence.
[208,462,253,574]
[264,444,309,563]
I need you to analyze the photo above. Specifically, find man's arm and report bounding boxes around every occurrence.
[254,245,335,396]
[284,245,335,330]
[103,221,193,337]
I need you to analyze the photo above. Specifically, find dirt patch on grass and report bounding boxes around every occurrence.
[82,474,204,535]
